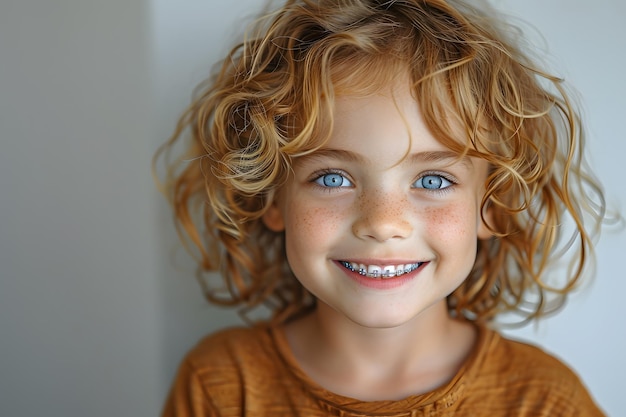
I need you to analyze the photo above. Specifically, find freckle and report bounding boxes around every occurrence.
[423,206,449,229]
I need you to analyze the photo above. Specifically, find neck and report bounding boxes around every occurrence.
[317,300,451,362]
[284,301,477,400]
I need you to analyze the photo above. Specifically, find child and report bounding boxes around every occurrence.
[156,0,607,415]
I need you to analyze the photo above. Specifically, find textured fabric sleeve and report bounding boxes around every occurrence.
[161,328,272,417]
[569,376,605,417]
[483,333,606,417]
[161,359,220,417]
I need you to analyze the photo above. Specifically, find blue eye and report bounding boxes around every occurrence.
[315,172,353,188]
[414,174,453,190]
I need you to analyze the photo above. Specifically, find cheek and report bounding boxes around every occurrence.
[422,202,478,246]
[285,201,343,250]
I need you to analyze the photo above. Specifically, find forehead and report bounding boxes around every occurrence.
[332,82,460,145]
[288,58,489,169]
[299,87,478,172]
[330,65,472,143]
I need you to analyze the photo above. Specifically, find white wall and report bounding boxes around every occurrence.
[491,2,626,415]
[151,0,261,399]
[1,1,624,416]
[0,1,162,416]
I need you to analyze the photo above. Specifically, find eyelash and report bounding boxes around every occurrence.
[412,172,458,195]
[309,169,458,195]
[310,169,353,191]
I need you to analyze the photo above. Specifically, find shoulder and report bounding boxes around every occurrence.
[485,329,574,373]
[162,325,288,416]
[467,327,604,416]
[485,330,583,387]
[185,325,273,365]
[181,325,283,388]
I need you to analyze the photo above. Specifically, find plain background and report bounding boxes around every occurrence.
[1,0,624,416]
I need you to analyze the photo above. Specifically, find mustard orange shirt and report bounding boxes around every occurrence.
[163,324,604,416]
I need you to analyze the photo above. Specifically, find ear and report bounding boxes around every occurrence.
[477,204,494,240]
[262,200,285,232]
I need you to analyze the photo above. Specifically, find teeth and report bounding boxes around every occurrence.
[340,261,422,279]
[381,265,395,278]
[367,265,381,278]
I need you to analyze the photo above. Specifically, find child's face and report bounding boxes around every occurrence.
[263,83,492,329]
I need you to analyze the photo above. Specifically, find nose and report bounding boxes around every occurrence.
[352,191,413,242]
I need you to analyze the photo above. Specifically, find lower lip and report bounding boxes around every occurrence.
[337,262,427,290]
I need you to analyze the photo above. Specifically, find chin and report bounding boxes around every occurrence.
[338,297,448,330]
[344,310,424,330]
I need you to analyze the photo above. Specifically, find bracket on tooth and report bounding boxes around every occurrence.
[341,261,422,278]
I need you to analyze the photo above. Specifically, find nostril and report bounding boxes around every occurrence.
[352,216,412,242]
[352,192,413,241]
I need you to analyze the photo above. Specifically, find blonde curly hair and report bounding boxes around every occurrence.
[155,0,605,325]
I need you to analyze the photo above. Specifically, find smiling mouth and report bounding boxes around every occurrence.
[339,261,424,279]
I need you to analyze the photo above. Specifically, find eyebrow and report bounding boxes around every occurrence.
[297,148,473,169]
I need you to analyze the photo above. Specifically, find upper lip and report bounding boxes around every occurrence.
[336,258,422,265]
